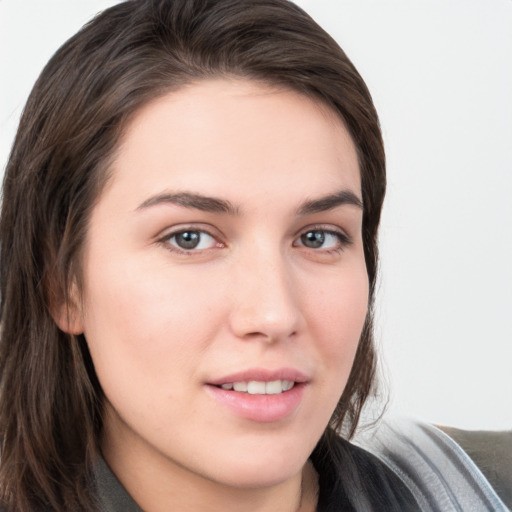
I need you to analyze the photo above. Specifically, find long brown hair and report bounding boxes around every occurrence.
[0,0,385,510]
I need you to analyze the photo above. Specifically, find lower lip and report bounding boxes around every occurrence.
[205,383,306,423]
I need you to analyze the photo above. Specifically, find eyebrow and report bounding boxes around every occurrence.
[136,192,239,215]
[135,189,363,215]
[297,190,363,215]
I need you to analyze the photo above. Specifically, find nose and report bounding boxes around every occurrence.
[228,248,302,343]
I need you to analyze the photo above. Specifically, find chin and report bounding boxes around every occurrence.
[200,439,310,489]
[212,464,302,490]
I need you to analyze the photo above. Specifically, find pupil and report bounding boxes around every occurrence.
[176,231,200,249]
[302,231,325,248]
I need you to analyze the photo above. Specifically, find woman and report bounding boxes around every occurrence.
[0,1,507,511]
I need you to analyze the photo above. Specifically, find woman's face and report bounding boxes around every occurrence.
[71,79,368,493]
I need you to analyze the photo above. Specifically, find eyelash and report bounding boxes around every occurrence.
[159,227,223,256]
[293,226,352,254]
[158,225,352,256]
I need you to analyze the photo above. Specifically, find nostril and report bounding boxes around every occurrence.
[240,329,298,343]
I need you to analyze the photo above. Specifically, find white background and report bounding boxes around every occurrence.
[1,1,511,430]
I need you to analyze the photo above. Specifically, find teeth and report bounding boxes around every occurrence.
[219,380,295,394]
[247,381,266,394]
[282,380,294,391]
[265,380,282,395]
[233,382,248,392]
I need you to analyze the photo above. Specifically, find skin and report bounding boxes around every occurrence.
[60,79,369,512]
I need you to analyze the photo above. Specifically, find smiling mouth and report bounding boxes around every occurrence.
[215,380,296,395]
[207,374,306,421]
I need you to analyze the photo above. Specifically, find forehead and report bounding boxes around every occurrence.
[106,78,360,207]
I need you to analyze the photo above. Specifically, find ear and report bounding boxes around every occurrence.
[50,281,85,335]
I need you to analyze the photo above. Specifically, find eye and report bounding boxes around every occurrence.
[295,229,349,251]
[164,229,219,252]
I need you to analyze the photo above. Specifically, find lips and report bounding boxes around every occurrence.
[207,368,308,388]
[205,368,308,422]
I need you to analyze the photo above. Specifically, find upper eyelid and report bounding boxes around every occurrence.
[295,223,351,239]
[295,229,351,246]
[157,224,222,240]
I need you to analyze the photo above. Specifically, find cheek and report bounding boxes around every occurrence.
[80,255,227,385]
[302,261,369,384]
[308,265,368,342]
[79,260,228,443]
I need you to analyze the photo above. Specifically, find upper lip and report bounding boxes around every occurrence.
[207,368,309,386]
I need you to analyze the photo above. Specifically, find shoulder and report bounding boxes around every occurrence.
[438,425,512,510]
[353,416,510,512]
